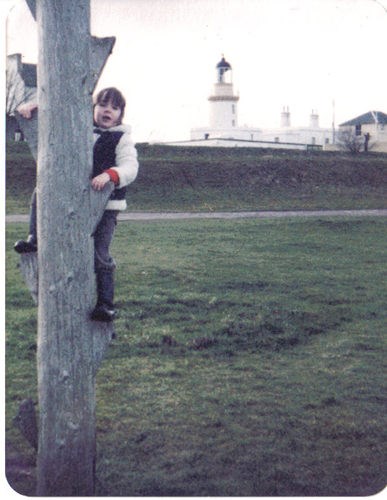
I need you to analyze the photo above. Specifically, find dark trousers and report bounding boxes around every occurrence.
[93,210,118,308]
[28,191,118,308]
[28,189,37,241]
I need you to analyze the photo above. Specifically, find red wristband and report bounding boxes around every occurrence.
[105,168,119,185]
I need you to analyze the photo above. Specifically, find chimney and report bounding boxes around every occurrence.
[280,106,291,127]
[310,109,319,128]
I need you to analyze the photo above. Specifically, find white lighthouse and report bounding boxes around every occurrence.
[208,56,239,129]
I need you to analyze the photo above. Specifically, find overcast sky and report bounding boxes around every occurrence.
[3,0,387,142]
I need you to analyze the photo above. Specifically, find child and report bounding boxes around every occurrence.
[14,87,139,322]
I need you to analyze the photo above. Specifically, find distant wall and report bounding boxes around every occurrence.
[191,126,333,147]
[161,137,315,150]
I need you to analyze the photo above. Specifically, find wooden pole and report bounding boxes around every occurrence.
[35,0,112,494]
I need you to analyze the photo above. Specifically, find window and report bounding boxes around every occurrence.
[355,124,362,136]
[325,138,329,144]
[275,137,279,143]
[232,120,235,127]
[232,104,235,114]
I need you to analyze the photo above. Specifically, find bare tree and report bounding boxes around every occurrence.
[372,0,387,14]
[337,128,364,154]
[6,54,28,115]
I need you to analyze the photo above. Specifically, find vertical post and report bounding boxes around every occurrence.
[35,0,104,494]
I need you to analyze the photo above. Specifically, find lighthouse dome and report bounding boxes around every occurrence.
[216,56,231,70]
[215,56,232,83]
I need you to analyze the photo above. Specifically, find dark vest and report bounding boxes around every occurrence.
[93,130,127,201]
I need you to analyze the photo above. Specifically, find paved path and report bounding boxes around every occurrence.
[6,209,387,223]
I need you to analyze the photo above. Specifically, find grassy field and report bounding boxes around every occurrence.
[5,216,387,496]
[6,141,387,213]
[5,141,387,495]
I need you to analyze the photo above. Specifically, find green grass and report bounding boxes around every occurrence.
[5,217,387,496]
[6,141,387,213]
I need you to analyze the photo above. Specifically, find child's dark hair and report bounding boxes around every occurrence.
[94,87,126,124]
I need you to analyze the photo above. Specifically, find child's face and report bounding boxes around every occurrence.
[94,99,122,129]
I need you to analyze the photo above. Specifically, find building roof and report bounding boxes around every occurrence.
[340,111,387,126]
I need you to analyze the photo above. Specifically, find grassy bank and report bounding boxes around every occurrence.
[6,141,387,213]
[5,217,387,496]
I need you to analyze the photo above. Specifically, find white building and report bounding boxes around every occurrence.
[338,111,387,153]
[185,56,334,150]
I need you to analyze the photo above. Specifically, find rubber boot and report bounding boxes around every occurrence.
[14,190,38,253]
[91,268,115,322]
[14,234,37,253]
